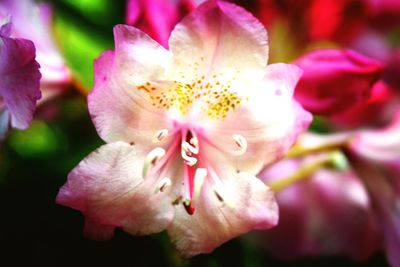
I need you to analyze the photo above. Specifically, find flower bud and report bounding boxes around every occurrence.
[294,49,383,115]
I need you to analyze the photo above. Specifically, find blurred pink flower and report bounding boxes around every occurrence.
[330,81,398,128]
[257,110,400,265]
[350,111,400,267]
[259,154,380,260]
[294,49,383,116]
[351,31,400,91]
[57,0,311,257]
[305,0,367,43]
[0,0,70,95]
[244,0,367,45]
[0,17,41,139]
[126,0,204,48]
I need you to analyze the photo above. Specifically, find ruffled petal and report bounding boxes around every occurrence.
[201,63,312,174]
[0,19,11,37]
[1,0,70,85]
[88,25,173,145]
[56,142,177,237]
[350,111,400,161]
[0,34,41,129]
[168,0,268,84]
[167,165,278,258]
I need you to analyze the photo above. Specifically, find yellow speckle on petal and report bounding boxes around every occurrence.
[135,71,245,119]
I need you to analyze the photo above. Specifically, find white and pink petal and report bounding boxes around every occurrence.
[201,63,312,174]
[56,142,178,237]
[167,161,278,257]
[89,25,173,146]
[168,0,268,85]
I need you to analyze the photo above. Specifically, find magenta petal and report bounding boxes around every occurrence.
[126,0,196,48]
[351,159,400,267]
[1,0,70,86]
[0,34,41,130]
[294,49,383,115]
[0,20,11,37]
[126,0,141,26]
[330,81,395,128]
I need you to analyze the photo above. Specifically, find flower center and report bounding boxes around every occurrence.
[143,127,248,216]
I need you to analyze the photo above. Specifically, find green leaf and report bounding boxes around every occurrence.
[51,0,125,92]
[53,11,113,92]
[8,120,67,158]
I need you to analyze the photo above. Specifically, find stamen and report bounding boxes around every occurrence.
[143,147,166,178]
[206,161,233,207]
[181,151,198,166]
[190,137,199,151]
[233,134,247,155]
[213,188,224,203]
[182,138,199,154]
[156,177,171,193]
[181,140,199,166]
[152,129,169,143]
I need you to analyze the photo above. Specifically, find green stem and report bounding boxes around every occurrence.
[285,132,353,158]
[269,150,344,192]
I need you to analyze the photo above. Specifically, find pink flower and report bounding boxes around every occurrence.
[350,112,400,267]
[0,16,41,139]
[294,49,383,116]
[245,0,367,46]
[57,0,311,257]
[0,0,70,94]
[126,0,204,48]
[384,49,400,90]
[259,155,380,260]
[351,110,400,161]
[330,81,397,128]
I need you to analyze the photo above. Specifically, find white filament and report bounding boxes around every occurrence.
[156,177,171,193]
[192,168,207,203]
[143,147,166,178]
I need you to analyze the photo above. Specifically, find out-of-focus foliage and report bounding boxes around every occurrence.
[52,0,125,92]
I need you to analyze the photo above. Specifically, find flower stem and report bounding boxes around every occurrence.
[269,150,345,192]
[285,132,353,158]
